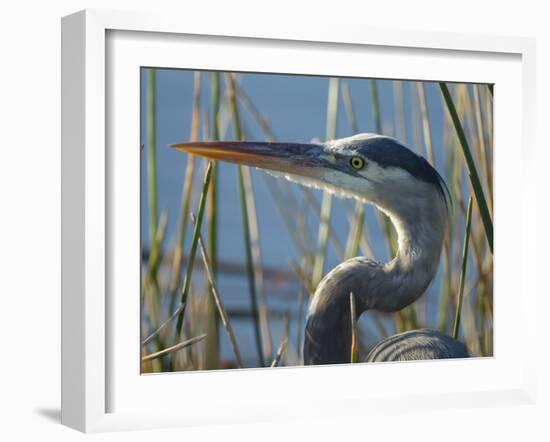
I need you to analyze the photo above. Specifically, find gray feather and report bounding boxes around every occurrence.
[366,329,469,362]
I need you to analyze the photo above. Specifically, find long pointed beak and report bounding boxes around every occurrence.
[171,140,327,178]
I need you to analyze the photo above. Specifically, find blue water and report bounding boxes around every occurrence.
[140,69,457,366]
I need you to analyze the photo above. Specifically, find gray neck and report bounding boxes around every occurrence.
[304,190,447,365]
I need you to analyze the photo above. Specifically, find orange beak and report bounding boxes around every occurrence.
[171,140,328,179]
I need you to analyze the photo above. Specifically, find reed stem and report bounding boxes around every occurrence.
[417,82,435,165]
[350,292,358,363]
[270,313,289,368]
[312,77,339,287]
[208,72,221,274]
[453,197,473,339]
[141,334,207,363]
[175,162,214,337]
[227,73,265,366]
[146,69,158,245]
[439,82,493,254]
[192,214,245,368]
[169,72,201,308]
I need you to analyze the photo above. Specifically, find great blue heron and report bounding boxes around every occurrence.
[173,133,469,364]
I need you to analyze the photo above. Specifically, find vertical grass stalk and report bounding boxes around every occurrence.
[439,82,493,254]
[169,72,201,309]
[242,168,273,360]
[473,85,493,205]
[147,69,158,246]
[417,82,435,165]
[342,82,366,259]
[370,79,382,134]
[227,73,265,366]
[453,197,473,339]
[230,88,273,359]
[145,68,162,336]
[192,214,245,368]
[392,80,407,142]
[350,292,358,363]
[208,72,221,274]
[270,313,289,368]
[312,77,339,287]
[175,161,214,337]
[202,72,222,369]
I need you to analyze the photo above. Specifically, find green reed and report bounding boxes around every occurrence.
[193,213,245,368]
[175,162,214,337]
[350,292,358,363]
[312,77,339,288]
[342,82,366,259]
[440,82,493,254]
[227,73,265,366]
[146,69,158,247]
[141,71,494,372]
[453,197,473,339]
[169,72,201,311]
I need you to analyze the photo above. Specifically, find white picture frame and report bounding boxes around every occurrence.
[61,9,537,433]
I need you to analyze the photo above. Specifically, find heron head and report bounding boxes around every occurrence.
[172,133,449,216]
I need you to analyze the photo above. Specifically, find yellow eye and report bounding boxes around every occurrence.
[350,156,365,170]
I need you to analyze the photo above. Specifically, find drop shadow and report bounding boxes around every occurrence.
[35,407,61,423]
